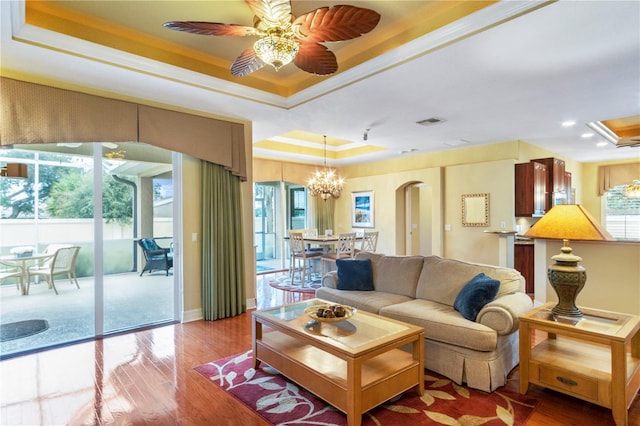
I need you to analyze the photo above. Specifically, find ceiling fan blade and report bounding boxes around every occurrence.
[292,5,380,42]
[163,21,258,37]
[245,0,292,25]
[231,47,266,77]
[293,42,337,75]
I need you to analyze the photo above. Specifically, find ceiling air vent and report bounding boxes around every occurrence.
[416,117,446,126]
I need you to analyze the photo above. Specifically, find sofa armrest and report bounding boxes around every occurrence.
[322,271,339,289]
[476,292,534,335]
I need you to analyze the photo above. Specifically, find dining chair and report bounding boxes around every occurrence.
[289,231,323,286]
[0,259,23,292]
[302,229,318,237]
[321,232,356,275]
[27,246,81,295]
[355,230,379,253]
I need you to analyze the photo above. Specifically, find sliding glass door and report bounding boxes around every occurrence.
[101,142,176,333]
[254,182,310,273]
[0,147,97,354]
[0,142,178,358]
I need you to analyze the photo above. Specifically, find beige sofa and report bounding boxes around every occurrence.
[316,252,534,392]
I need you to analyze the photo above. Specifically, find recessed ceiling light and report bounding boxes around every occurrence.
[581,133,594,138]
[596,141,608,147]
[562,120,576,127]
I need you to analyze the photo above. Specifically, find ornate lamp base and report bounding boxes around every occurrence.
[548,240,587,318]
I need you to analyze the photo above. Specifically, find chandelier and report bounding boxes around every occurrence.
[625,180,640,198]
[308,136,344,200]
[253,28,299,71]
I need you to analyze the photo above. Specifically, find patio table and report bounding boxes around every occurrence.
[0,253,54,295]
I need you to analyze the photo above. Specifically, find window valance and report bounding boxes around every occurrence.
[598,162,640,195]
[0,77,246,180]
[253,158,320,185]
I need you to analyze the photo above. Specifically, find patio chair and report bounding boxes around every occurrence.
[27,246,81,295]
[0,259,23,292]
[138,238,173,276]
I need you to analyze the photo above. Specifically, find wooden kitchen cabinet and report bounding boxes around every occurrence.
[515,162,547,216]
[514,243,534,295]
[533,157,566,206]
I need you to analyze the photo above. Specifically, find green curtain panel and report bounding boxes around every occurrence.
[201,161,246,320]
[314,197,335,235]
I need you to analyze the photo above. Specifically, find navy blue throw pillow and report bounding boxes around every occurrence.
[336,259,374,291]
[454,273,500,321]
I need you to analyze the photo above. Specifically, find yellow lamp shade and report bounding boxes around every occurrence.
[524,204,613,242]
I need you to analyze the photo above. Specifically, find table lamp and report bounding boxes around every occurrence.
[524,204,613,318]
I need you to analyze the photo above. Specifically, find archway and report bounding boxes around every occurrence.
[394,181,433,256]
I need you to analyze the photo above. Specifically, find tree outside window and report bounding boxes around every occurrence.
[604,183,640,240]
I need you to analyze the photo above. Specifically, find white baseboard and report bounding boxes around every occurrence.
[181,298,256,322]
[182,308,203,322]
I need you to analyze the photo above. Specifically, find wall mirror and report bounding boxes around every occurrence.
[462,193,489,227]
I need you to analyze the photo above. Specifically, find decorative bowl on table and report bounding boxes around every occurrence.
[304,304,356,323]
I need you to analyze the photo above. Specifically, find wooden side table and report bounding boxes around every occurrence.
[519,303,640,426]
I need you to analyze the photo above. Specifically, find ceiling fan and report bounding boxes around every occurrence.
[163,0,381,77]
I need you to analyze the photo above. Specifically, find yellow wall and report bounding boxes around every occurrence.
[334,168,444,257]
[181,155,202,315]
[444,159,514,265]
[540,240,640,315]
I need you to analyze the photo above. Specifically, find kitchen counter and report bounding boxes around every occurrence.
[515,238,534,245]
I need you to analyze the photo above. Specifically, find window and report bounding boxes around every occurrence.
[289,187,306,230]
[604,184,640,240]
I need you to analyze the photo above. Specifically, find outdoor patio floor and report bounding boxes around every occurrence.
[1,259,319,359]
[1,272,174,358]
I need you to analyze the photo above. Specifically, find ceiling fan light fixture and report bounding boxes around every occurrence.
[254,35,299,71]
[164,3,380,77]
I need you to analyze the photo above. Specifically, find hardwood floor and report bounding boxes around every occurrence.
[1,276,638,425]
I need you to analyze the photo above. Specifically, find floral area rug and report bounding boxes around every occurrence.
[195,350,538,426]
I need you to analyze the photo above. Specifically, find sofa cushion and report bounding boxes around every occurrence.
[379,299,498,351]
[416,256,524,306]
[454,273,500,321]
[336,258,374,291]
[354,251,384,282]
[315,288,412,314]
[374,255,424,297]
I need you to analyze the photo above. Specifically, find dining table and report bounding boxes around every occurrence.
[0,253,54,295]
[285,234,364,254]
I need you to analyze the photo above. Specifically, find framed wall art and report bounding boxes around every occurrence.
[352,191,374,228]
[462,193,489,227]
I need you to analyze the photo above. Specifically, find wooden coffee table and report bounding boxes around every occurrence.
[252,298,424,426]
